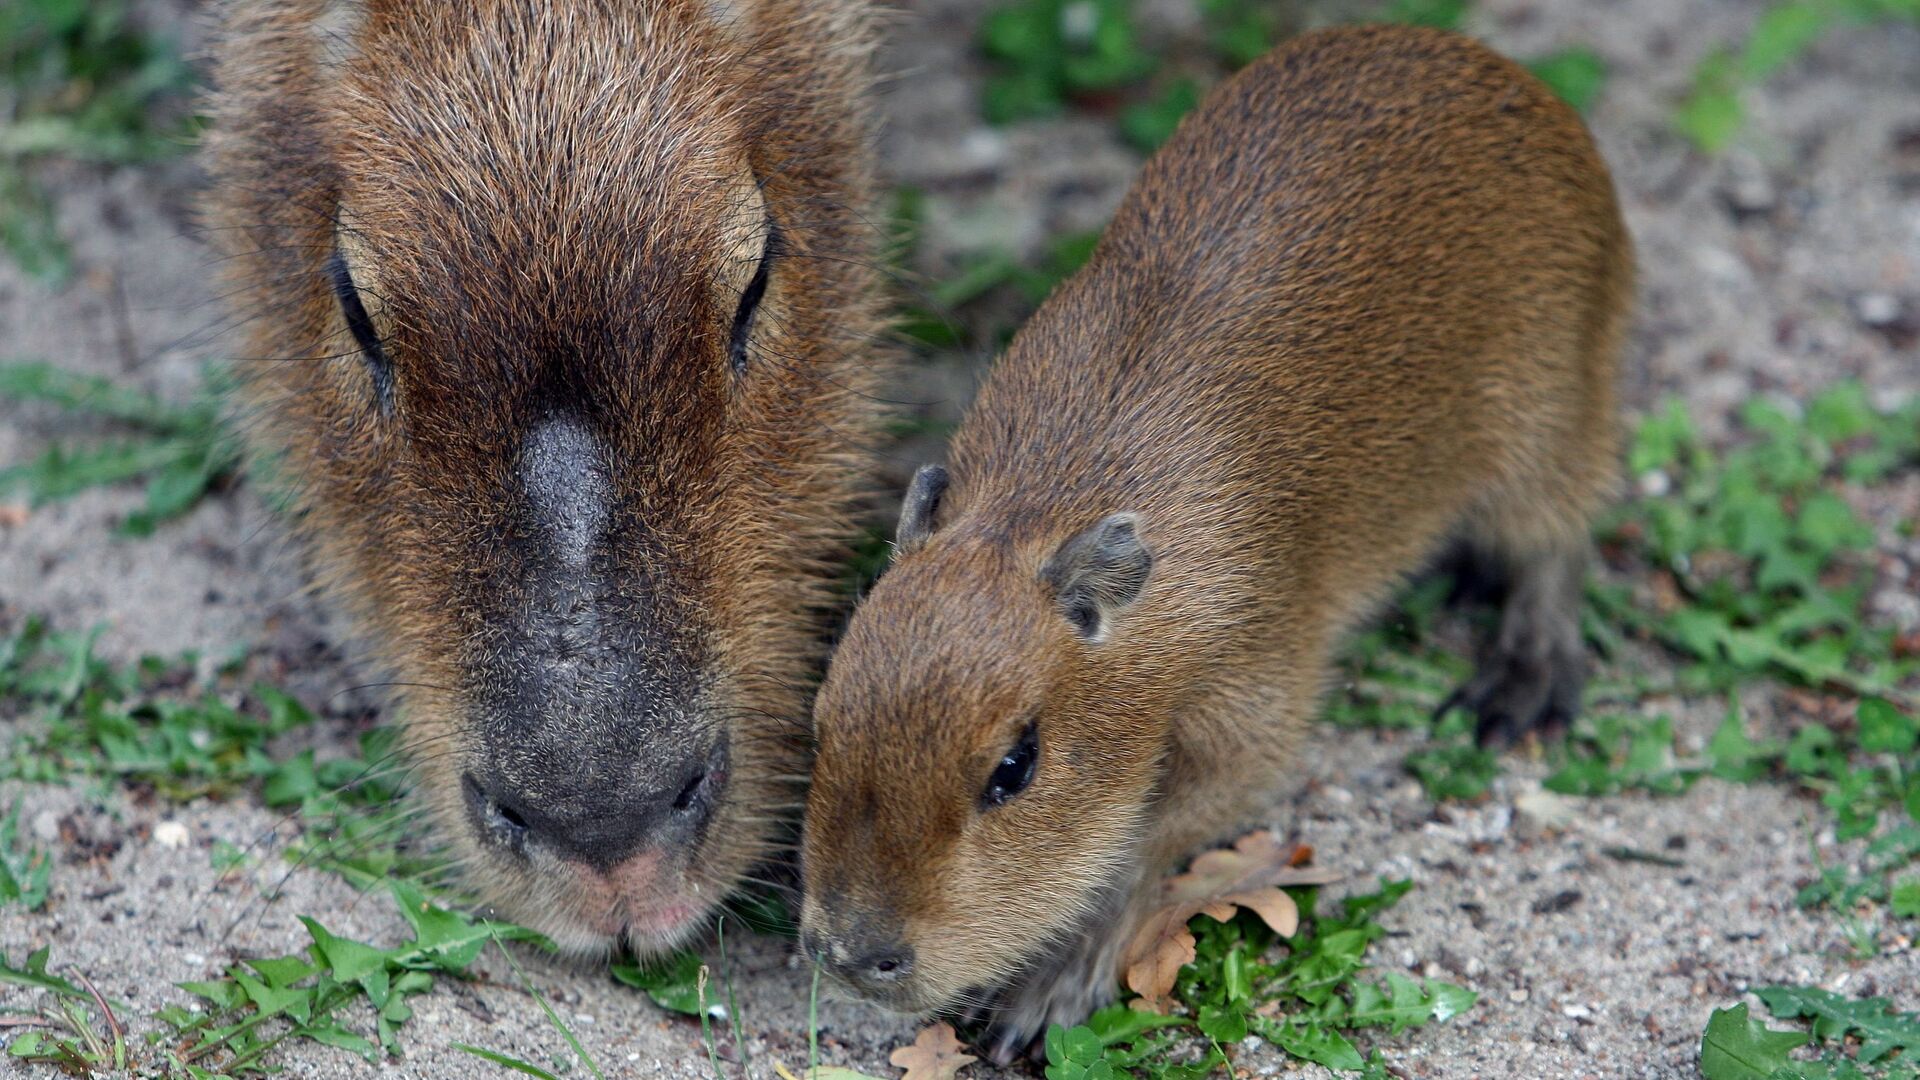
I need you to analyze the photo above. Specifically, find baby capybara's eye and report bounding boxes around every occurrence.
[981,723,1039,808]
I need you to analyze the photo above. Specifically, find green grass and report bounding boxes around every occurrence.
[0,0,198,283]
[0,622,573,1076]
[2,885,546,1077]
[1312,383,1918,1076]
[1042,881,1475,1080]
[0,615,436,889]
[0,799,52,911]
[0,947,131,1074]
[972,0,1608,165]
[979,0,1158,124]
[1675,0,1920,152]
[0,361,241,535]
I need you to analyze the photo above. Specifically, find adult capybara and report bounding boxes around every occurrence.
[208,0,890,953]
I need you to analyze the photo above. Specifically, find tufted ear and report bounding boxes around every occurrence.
[893,464,949,557]
[1042,513,1152,643]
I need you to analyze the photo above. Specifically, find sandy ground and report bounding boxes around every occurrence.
[3,0,1918,1077]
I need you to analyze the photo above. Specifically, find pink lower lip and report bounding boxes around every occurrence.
[627,903,698,937]
[579,902,697,939]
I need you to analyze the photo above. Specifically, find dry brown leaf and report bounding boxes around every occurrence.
[1123,898,1235,1014]
[888,1022,976,1080]
[0,503,28,528]
[1122,830,1340,1013]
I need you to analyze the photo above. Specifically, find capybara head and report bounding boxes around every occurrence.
[800,466,1163,1010]
[209,0,886,953]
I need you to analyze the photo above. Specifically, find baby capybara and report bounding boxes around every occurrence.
[800,25,1630,1057]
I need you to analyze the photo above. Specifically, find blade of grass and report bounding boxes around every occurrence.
[490,933,607,1080]
[452,1042,563,1080]
[0,363,195,431]
[808,963,822,1075]
[697,964,725,1080]
[718,917,749,1070]
[68,968,125,1070]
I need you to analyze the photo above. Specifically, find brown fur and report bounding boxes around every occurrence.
[800,25,1631,1055]
[205,0,890,953]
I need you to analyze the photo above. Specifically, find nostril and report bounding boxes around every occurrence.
[857,948,914,984]
[493,799,529,832]
[463,772,530,849]
[671,767,707,813]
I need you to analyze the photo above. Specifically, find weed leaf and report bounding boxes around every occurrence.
[1701,1004,1810,1080]
[1754,985,1920,1063]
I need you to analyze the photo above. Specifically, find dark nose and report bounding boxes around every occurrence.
[462,739,727,869]
[802,925,915,991]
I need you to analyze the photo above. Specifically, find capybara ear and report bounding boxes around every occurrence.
[1041,512,1152,642]
[893,464,949,557]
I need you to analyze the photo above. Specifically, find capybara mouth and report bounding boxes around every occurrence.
[500,845,721,956]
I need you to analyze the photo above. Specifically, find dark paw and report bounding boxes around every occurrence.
[976,1022,1044,1067]
[1438,648,1582,747]
[1436,542,1510,608]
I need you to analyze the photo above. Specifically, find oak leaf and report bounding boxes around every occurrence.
[1122,831,1339,1013]
[889,1022,976,1080]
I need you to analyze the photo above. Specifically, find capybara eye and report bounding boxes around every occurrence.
[981,723,1039,808]
[325,249,394,415]
[727,220,779,375]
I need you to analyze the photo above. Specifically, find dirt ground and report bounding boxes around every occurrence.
[3,0,1918,1077]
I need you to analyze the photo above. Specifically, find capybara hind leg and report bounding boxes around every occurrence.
[1440,540,1589,746]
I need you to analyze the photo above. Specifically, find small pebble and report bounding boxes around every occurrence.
[1721,173,1776,216]
[1060,0,1097,41]
[1562,1003,1593,1020]
[154,821,190,849]
[1516,788,1578,833]
[1854,292,1902,326]
[31,810,59,843]
[1510,988,1531,1004]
